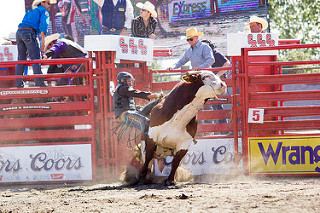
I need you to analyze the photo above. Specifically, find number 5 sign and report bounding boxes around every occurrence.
[248,108,264,123]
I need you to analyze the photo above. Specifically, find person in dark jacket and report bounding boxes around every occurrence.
[113,72,160,143]
[131,1,157,39]
[42,33,87,85]
[93,0,134,35]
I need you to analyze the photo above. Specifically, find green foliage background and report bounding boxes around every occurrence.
[269,0,320,61]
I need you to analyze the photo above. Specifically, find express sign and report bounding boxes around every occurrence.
[168,0,211,23]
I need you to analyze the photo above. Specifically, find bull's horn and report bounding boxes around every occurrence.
[186,71,201,76]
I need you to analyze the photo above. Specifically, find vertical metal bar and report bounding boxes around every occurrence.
[231,57,239,169]
[88,57,97,180]
[242,48,250,175]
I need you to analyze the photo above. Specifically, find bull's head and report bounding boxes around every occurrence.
[183,71,227,99]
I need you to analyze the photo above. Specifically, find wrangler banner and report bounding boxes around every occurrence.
[248,136,320,175]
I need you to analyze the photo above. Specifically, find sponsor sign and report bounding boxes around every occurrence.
[227,33,279,56]
[1,105,51,111]
[248,136,320,174]
[0,45,18,62]
[168,0,211,23]
[154,138,241,176]
[0,144,92,182]
[0,89,49,96]
[84,35,153,62]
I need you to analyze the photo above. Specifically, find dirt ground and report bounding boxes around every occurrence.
[1,176,320,213]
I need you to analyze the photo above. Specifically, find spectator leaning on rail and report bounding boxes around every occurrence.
[245,15,268,33]
[168,27,215,71]
[93,0,134,36]
[113,72,161,145]
[131,1,157,39]
[15,0,56,88]
[202,39,231,132]
[42,33,87,85]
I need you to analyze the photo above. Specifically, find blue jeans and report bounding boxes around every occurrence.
[15,29,45,87]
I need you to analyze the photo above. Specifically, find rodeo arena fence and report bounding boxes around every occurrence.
[0,34,319,183]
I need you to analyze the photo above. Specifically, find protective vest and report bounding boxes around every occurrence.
[59,38,86,58]
[101,0,126,29]
[113,84,136,118]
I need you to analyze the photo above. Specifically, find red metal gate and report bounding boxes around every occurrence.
[233,43,320,175]
[0,58,97,181]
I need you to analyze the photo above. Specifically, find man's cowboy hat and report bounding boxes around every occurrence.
[136,1,157,18]
[245,15,268,31]
[44,33,60,51]
[32,0,57,9]
[186,27,204,38]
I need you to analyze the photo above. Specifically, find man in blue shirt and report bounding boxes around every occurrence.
[169,27,215,71]
[15,0,54,88]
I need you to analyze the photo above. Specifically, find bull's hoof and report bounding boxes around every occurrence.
[164,179,175,186]
[128,179,140,186]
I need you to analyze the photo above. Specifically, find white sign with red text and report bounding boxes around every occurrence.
[154,138,241,176]
[0,144,92,182]
[0,45,18,62]
[227,33,279,56]
[84,35,153,62]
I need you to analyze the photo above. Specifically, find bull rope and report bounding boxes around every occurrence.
[111,116,143,148]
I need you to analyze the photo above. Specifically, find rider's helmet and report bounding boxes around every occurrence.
[117,72,135,87]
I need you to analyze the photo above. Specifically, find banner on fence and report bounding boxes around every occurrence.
[0,144,92,182]
[248,135,320,175]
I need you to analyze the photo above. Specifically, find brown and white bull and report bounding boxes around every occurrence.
[138,70,227,186]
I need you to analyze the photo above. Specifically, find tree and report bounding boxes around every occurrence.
[269,0,320,61]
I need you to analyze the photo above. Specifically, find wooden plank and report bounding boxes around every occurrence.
[249,73,320,85]
[249,90,320,102]
[263,106,320,118]
[249,120,320,131]
[0,115,93,130]
[0,101,91,116]
[197,110,232,120]
[197,123,234,133]
[0,129,94,142]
